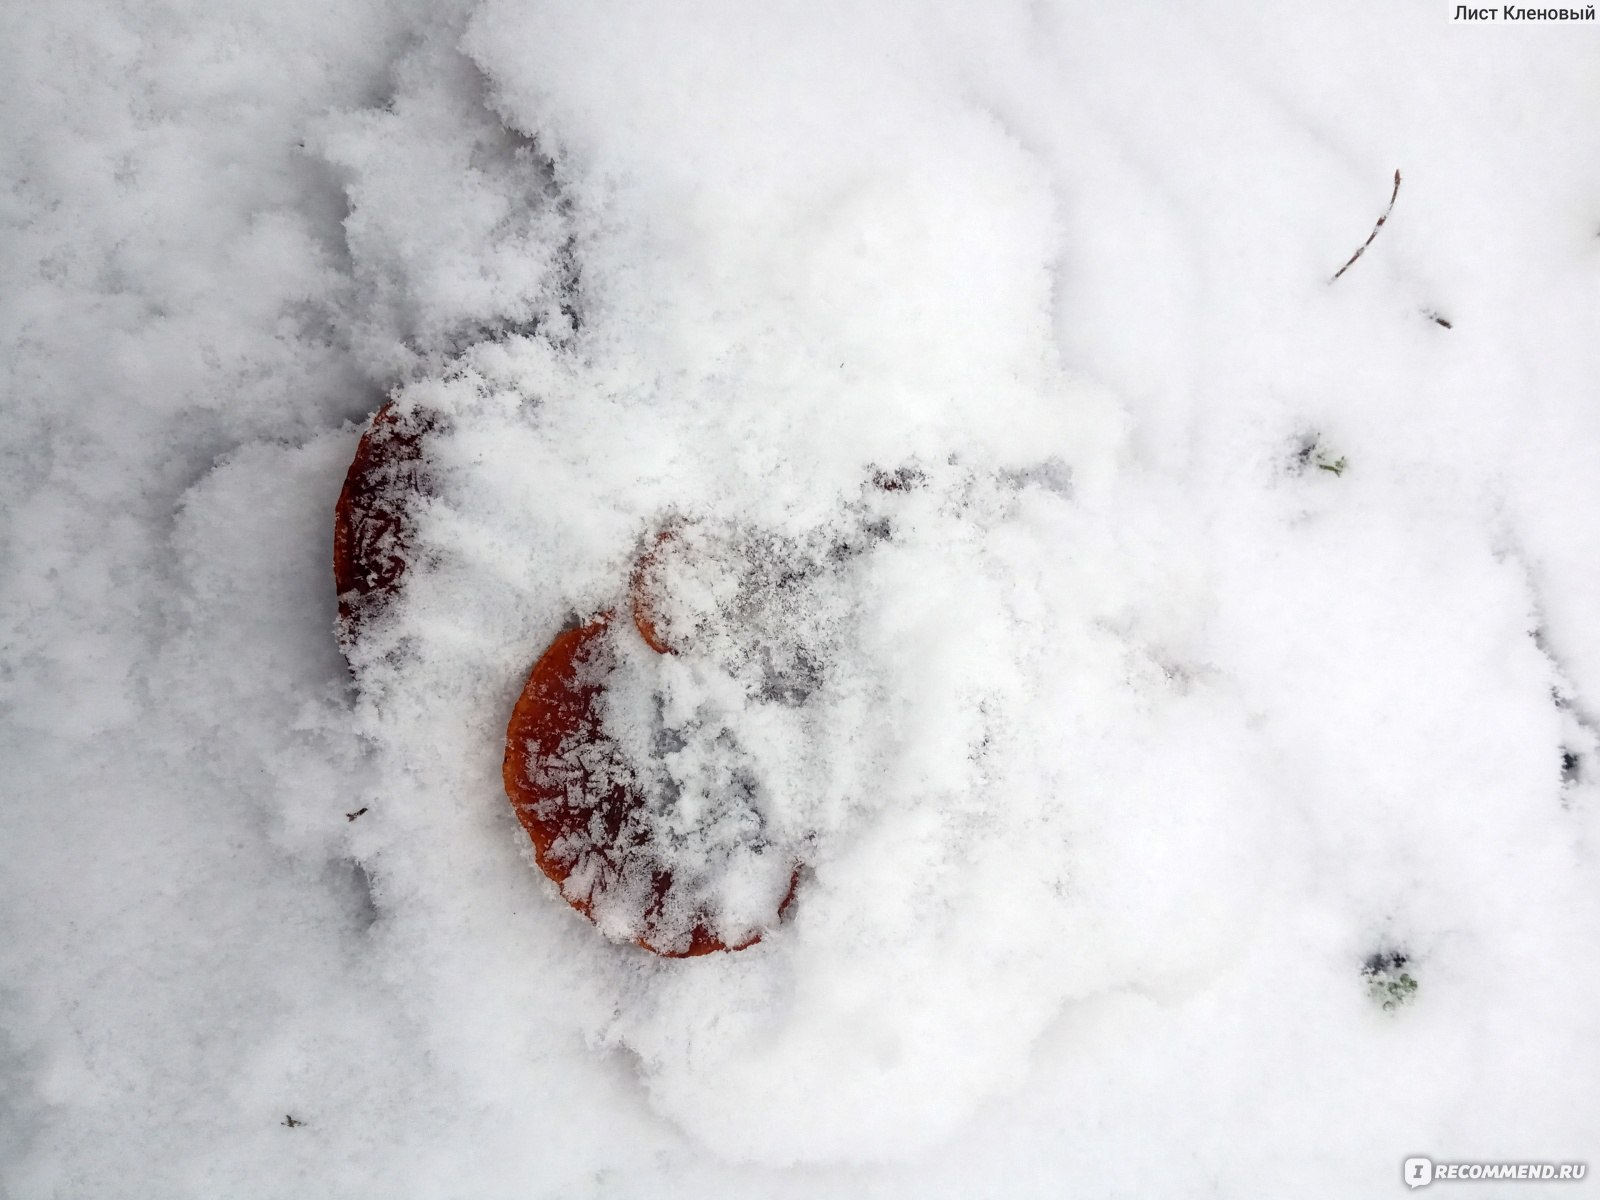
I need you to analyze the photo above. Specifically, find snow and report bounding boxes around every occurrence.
[4,1,1600,1195]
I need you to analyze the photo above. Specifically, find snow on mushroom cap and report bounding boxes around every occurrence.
[349,330,1271,1157]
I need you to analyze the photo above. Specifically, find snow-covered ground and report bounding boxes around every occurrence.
[4,2,1599,1195]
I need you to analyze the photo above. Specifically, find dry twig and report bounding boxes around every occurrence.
[1331,169,1402,281]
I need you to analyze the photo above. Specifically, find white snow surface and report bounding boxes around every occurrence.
[5,1,1600,1195]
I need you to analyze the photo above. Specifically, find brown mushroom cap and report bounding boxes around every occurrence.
[502,613,799,957]
[336,408,798,955]
[333,402,435,637]
[628,528,679,656]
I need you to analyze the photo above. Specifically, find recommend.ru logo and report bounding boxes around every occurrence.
[1404,1157,1587,1187]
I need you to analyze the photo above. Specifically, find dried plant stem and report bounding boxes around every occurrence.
[1331,169,1402,282]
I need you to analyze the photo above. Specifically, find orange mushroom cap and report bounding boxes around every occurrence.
[502,613,798,956]
[336,409,798,955]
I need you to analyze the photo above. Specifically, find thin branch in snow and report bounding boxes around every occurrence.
[1331,169,1402,282]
